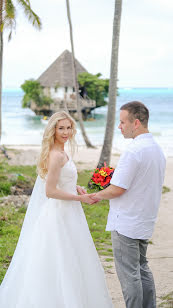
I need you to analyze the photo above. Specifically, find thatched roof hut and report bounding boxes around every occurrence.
[38,49,87,88]
[31,50,96,119]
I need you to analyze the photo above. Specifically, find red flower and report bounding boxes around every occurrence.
[89,163,115,190]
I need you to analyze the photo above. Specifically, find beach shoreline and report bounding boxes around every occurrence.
[5,144,122,170]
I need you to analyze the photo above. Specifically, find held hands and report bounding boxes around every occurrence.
[79,194,96,205]
[76,186,102,205]
[76,185,87,195]
[89,193,102,203]
[79,194,101,205]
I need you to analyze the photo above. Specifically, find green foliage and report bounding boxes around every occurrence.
[0,160,36,197]
[159,291,173,307]
[0,160,37,282]
[0,182,12,197]
[162,186,171,194]
[1,0,42,41]
[0,161,36,181]
[21,79,53,108]
[77,169,92,187]
[16,175,27,182]
[78,72,109,107]
[105,258,113,262]
[0,204,26,284]
[6,165,36,179]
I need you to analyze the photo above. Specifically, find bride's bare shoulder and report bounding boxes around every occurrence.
[48,148,64,166]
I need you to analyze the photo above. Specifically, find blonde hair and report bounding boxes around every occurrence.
[37,111,77,179]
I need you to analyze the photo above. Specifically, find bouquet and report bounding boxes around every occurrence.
[88,163,115,190]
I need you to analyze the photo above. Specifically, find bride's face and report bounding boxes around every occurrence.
[54,118,72,144]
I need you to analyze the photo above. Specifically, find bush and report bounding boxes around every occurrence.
[21,79,53,108]
[78,72,109,107]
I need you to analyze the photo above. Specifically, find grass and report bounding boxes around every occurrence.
[162,186,171,194]
[159,292,173,307]
[105,258,114,262]
[0,160,36,197]
[0,159,36,282]
[0,204,26,283]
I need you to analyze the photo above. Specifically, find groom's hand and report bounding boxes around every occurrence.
[89,193,102,204]
[80,194,96,205]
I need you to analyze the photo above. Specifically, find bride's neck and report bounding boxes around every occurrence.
[53,142,65,152]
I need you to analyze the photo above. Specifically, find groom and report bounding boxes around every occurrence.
[89,101,166,308]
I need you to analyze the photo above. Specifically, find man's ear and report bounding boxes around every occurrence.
[134,119,141,129]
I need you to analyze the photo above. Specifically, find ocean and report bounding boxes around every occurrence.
[2,88,173,157]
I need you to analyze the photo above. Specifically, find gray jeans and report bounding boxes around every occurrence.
[111,231,156,308]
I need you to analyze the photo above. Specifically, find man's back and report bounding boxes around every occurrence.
[106,133,166,239]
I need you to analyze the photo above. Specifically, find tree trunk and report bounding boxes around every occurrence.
[66,0,95,148]
[0,0,3,143]
[97,0,122,168]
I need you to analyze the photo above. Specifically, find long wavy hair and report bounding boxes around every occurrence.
[37,111,77,179]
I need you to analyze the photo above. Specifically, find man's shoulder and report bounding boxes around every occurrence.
[122,140,141,156]
[123,136,166,164]
[127,135,157,153]
[120,137,155,160]
[119,145,140,163]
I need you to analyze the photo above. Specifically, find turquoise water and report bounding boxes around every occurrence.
[2,88,173,156]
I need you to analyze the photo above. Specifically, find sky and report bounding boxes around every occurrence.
[2,0,173,88]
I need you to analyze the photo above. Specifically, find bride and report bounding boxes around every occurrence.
[0,111,113,308]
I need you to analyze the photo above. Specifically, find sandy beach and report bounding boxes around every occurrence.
[4,145,173,307]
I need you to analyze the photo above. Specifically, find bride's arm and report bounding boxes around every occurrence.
[46,151,92,203]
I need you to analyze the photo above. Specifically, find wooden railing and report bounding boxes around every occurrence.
[50,96,96,111]
[30,96,96,114]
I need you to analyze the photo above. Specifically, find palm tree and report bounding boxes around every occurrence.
[66,0,95,148]
[97,0,123,168]
[0,0,41,142]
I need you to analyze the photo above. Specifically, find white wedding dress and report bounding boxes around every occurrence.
[0,157,113,308]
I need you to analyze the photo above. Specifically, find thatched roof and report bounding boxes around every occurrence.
[38,50,87,88]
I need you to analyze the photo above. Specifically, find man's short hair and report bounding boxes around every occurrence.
[120,101,149,127]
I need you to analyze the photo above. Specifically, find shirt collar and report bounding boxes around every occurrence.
[134,133,153,141]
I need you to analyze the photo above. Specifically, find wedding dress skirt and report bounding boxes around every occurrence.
[0,158,113,307]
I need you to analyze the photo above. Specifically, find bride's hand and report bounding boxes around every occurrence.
[79,194,95,204]
[76,185,87,195]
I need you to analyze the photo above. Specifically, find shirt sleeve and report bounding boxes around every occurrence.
[110,151,140,190]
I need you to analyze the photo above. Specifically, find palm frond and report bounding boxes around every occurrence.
[3,14,16,40]
[17,0,42,30]
[5,0,16,19]
[1,0,16,37]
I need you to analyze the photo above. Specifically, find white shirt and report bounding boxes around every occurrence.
[106,133,166,239]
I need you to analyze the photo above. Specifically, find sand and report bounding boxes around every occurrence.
[4,145,173,307]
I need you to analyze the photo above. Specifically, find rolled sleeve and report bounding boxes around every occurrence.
[110,151,139,189]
